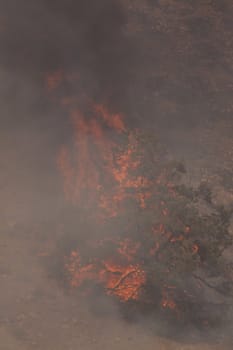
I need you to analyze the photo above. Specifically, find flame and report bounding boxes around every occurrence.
[65,249,146,301]
[46,73,193,310]
[56,101,190,308]
[57,146,74,201]
[57,103,152,218]
[45,70,63,91]
[117,239,141,262]
[161,289,178,315]
[94,104,126,133]
[192,244,199,254]
[161,297,176,310]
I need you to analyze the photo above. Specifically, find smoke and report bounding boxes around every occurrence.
[0,0,139,226]
[0,0,139,108]
[0,1,232,349]
[1,0,233,128]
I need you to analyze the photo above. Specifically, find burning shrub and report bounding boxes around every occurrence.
[47,103,233,335]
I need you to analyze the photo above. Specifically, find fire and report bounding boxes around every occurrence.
[57,146,74,201]
[117,239,141,261]
[65,248,146,301]
[45,70,63,91]
[46,72,196,314]
[55,99,186,305]
[57,103,152,218]
[192,244,199,254]
[94,104,126,133]
[102,261,146,301]
[161,297,176,310]
[161,288,179,318]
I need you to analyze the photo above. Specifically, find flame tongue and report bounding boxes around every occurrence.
[57,103,151,219]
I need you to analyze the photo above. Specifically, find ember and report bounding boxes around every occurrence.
[64,249,146,301]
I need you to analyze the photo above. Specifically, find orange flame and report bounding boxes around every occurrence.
[45,72,191,307]
[65,250,146,301]
[57,104,152,219]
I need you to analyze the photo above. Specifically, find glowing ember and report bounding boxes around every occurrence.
[65,250,146,301]
[161,297,176,310]
[192,244,199,254]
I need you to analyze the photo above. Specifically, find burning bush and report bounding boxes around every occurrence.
[47,102,233,333]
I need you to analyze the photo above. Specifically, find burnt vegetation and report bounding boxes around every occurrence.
[49,130,233,338]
